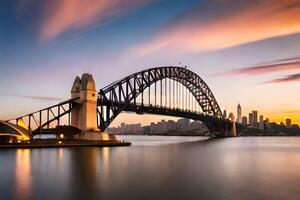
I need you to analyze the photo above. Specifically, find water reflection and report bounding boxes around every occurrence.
[14,149,32,200]
[2,137,300,200]
[68,148,101,199]
[102,147,110,179]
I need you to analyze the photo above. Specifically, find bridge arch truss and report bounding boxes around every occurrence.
[97,66,225,133]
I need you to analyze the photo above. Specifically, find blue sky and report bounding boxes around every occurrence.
[1,0,300,125]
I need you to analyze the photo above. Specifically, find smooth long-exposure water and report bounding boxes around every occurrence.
[1,136,300,200]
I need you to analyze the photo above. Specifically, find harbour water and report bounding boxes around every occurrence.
[1,136,300,200]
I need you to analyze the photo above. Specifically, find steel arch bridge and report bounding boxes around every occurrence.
[98,66,231,136]
[6,66,233,137]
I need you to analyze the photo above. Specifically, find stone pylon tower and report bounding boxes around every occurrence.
[71,76,81,128]
[71,74,98,131]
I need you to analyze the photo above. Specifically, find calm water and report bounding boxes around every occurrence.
[1,136,300,200]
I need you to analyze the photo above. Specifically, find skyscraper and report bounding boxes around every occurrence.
[249,113,253,126]
[252,111,258,127]
[236,103,242,123]
[242,116,247,126]
[259,115,264,130]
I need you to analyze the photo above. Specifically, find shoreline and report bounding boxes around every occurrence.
[0,139,131,149]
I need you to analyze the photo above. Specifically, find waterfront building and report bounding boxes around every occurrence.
[286,118,292,128]
[166,120,177,131]
[190,121,204,129]
[119,123,142,134]
[249,113,253,126]
[177,119,186,129]
[259,115,264,130]
[242,116,247,126]
[236,104,242,123]
[149,122,158,134]
[183,118,190,129]
[0,120,31,142]
[158,120,168,132]
[113,118,206,135]
[252,111,258,127]
[265,118,271,129]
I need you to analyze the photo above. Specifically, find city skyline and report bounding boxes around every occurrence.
[1,0,300,125]
[111,102,297,128]
[111,104,296,130]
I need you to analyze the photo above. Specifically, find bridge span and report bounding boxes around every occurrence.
[6,66,236,138]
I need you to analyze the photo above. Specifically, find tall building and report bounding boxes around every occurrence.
[286,118,292,128]
[259,115,264,130]
[265,118,270,129]
[223,109,227,118]
[236,103,242,123]
[249,113,253,126]
[265,118,269,124]
[242,116,247,126]
[252,111,258,127]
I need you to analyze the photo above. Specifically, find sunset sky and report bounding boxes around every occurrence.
[1,0,300,126]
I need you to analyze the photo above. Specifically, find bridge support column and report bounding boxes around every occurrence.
[71,74,98,132]
[71,76,80,128]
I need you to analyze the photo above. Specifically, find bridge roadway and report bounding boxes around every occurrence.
[101,100,231,137]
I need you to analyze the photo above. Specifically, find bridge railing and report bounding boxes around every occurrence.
[6,98,81,135]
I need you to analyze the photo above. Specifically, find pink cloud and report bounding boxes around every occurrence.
[130,0,300,56]
[263,73,300,84]
[227,61,300,76]
[6,95,64,101]
[40,0,151,41]
[219,55,300,84]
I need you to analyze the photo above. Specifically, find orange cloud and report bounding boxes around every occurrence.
[131,0,300,56]
[40,0,150,41]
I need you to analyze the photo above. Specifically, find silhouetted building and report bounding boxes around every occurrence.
[286,118,292,128]
[249,113,253,126]
[236,104,242,123]
[265,118,269,124]
[291,124,299,129]
[242,116,247,126]
[259,115,264,130]
[280,122,285,126]
[252,111,258,127]
[265,118,271,129]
